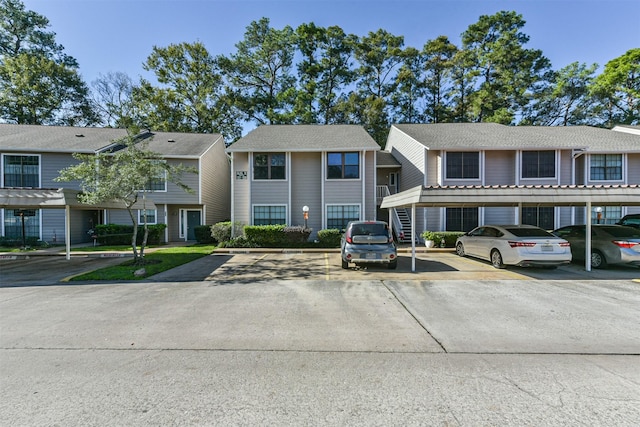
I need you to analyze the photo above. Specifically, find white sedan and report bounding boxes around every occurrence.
[455,224,572,269]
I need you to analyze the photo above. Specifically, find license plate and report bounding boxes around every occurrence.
[541,245,553,252]
[363,253,380,259]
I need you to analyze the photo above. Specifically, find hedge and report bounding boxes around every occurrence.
[95,223,167,245]
[421,230,465,248]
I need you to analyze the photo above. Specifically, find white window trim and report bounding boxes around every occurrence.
[1,153,42,188]
[251,204,288,226]
[250,152,289,182]
[324,203,362,229]
[324,151,362,181]
[519,150,558,181]
[587,153,625,183]
[137,209,158,225]
[443,151,482,182]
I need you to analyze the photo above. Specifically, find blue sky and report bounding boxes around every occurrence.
[22,0,640,87]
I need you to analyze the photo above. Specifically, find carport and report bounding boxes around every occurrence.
[0,188,155,260]
[381,184,640,272]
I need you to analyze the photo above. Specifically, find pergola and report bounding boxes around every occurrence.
[380,184,640,272]
[0,188,155,260]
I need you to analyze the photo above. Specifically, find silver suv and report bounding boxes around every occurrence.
[340,221,397,269]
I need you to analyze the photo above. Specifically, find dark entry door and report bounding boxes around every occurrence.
[186,210,201,240]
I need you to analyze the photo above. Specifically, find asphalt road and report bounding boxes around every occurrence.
[1,252,640,425]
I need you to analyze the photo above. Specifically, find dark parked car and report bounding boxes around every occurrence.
[617,213,640,229]
[552,225,640,269]
[341,221,397,269]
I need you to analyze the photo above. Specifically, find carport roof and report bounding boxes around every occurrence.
[0,188,156,210]
[380,184,640,208]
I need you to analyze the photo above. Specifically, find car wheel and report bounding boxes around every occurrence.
[341,259,349,269]
[455,242,465,257]
[388,260,398,270]
[591,250,607,269]
[490,249,505,269]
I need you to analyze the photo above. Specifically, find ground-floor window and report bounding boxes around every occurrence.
[2,208,40,240]
[138,209,157,225]
[253,205,286,225]
[592,206,621,225]
[446,208,478,232]
[326,205,360,230]
[522,207,554,230]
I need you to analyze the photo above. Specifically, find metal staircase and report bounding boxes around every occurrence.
[394,208,418,243]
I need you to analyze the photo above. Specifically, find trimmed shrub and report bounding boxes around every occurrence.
[421,230,464,248]
[194,225,216,244]
[211,221,244,243]
[244,224,288,247]
[95,223,167,245]
[283,226,311,244]
[317,228,342,248]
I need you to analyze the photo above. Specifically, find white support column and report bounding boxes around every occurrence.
[585,202,592,272]
[411,203,416,272]
[65,204,71,260]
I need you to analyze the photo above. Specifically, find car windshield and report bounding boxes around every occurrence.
[601,226,640,238]
[351,223,388,236]
[506,227,554,238]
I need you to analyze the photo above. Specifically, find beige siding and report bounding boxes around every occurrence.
[559,150,573,185]
[628,154,640,184]
[145,159,199,205]
[252,180,289,204]
[200,137,230,225]
[385,127,426,191]
[364,151,376,220]
[485,151,515,185]
[231,152,250,226]
[291,152,321,229]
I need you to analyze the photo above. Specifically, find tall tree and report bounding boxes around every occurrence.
[218,18,297,126]
[56,133,195,263]
[422,35,458,123]
[91,71,135,128]
[0,0,97,125]
[523,62,598,126]
[294,23,356,124]
[351,29,404,145]
[132,42,242,141]
[461,10,551,124]
[448,49,477,122]
[590,48,640,127]
[390,46,425,123]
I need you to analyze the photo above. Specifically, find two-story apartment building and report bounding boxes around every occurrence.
[381,123,640,235]
[0,124,230,244]
[226,125,380,235]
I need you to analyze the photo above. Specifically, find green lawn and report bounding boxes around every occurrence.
[69,244,217,281]
[70,245,159,252]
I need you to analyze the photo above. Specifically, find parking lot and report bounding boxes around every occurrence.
[2,248,639,286]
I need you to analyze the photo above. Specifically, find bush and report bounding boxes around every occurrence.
[283,226,311,244]
[421,230,465,248]
[244,225,288,247]
[211,221,244,243]
[194,225,217,244]
[95,223,167,245]
[317,228,342,248]
[0,235,42,247]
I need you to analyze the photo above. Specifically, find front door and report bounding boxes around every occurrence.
[186,210,201,240]
[389,172,398,194]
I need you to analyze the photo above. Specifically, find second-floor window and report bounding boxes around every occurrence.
[143,171,167,191]
[522,150,555,178]
[590,154,622,181]
[3,155,40,187]
[254,153,285,180]
[445,152,479,179]
[327,152,359,179]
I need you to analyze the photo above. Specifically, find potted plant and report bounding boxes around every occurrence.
[421,231,437,248]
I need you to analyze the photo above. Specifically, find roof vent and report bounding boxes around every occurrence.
[168,139,176,142]
[75,134,84,137]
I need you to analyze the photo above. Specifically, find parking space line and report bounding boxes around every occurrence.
[226,253,269,279]
[324,253,331,280]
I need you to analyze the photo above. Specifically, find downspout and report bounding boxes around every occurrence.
[229,152,235,238]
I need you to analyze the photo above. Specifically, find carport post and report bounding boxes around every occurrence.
[65,205,71,260]
[411,204,416,272]
[585,201,592,272]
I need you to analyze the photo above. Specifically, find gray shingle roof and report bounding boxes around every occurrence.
[226,124,380,152]
[392,123,640,152]
[0,124,223,158]
[376,151,401,167]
